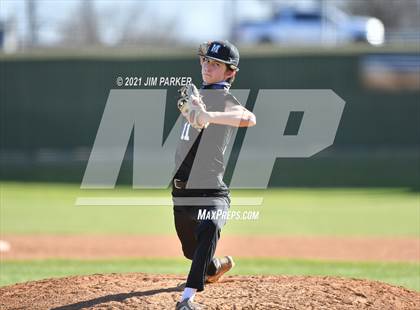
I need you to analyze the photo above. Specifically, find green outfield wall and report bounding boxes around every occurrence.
[1,48,419,188]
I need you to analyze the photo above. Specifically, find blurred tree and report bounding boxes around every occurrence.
[59,0,101,46]
[57,0,177,48]
[105,2,177,47]
[26,0,39,47]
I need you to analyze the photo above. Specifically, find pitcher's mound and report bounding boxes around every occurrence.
[0,273,418,309]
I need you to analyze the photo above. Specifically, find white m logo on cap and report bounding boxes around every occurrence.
[211,44,221,53]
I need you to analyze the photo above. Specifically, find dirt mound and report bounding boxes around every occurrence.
[0,273,418,309]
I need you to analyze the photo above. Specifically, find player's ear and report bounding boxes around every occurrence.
[225,68,236,80]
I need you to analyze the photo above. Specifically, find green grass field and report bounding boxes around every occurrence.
[1,182,419,236]
[1,182,419,290]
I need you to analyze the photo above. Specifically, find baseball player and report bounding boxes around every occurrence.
[173,40,256,310]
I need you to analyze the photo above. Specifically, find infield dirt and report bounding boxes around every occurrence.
[1,273,419,309]
[2,235,419,262]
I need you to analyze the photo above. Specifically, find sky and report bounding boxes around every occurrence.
[0,0,273,45]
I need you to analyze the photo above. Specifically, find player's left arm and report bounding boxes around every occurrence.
[199,102,256,127]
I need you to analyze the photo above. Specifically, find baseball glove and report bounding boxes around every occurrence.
[177,83,209,131]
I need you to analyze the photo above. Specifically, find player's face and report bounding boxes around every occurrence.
[200,57,234,84]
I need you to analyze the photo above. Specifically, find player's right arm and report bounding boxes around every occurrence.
[198,102,256,127]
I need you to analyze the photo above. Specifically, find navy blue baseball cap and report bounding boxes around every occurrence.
[198,40,240,71]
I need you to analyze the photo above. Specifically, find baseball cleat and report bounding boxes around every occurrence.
[205,256,235,283]
[175,298,203,310]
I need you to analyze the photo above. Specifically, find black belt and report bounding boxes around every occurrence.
[173,178,187,190]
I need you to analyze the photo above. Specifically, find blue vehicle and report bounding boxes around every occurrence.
[235,6,385,46]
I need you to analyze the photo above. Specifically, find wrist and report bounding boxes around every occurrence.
[199,111,212,125]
